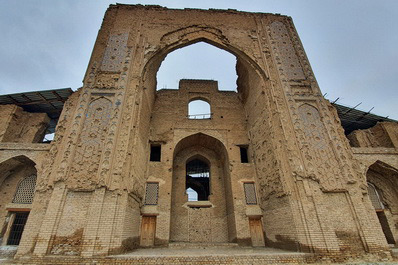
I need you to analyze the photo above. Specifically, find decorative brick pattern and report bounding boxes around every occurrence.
[9,252,317,264]
[188,208,212,242]
[297,103,343,190]
[70,97,112,185]
[269,21,305,80]
[101,33,129,72]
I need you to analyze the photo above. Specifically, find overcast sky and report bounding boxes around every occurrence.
[1,1,397,119]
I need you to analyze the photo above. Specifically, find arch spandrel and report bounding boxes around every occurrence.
[0,153,39,167]
[367,160,398,176]
[185,154,211,167]
[188,96,211,104]
[359,157,398,175]
[172,133,229,162]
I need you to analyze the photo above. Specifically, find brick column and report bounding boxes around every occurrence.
[31,183,67,256]
[80,188,106,257]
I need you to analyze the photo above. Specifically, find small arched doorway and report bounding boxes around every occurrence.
[170,133,235,243]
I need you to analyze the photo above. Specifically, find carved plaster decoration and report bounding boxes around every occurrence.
[36,92,80,191]
[69,97,112,187]
[114,85,145,198]
[269,21,305,81]
[93,72,120,89]
[250,109,285,201]
[101,33,129,72]
[160,25,229,45]
[56,90,91,182]
[297,103,343,190]
[97,92,123,187]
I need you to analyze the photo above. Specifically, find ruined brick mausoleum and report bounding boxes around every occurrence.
[1,4,398,264]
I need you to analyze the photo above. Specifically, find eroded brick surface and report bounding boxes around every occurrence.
[0,4,397,264]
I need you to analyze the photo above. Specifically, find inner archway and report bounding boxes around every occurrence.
[186,158,210,201]
[170,133,235,243]
[0,156,37,247]
[366,161,398,245]
[156,42,237,91]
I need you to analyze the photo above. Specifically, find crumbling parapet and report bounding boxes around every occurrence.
[0,105,50,143]
[347,122,398,148]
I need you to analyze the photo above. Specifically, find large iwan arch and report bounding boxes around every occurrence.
[8,5,396,263]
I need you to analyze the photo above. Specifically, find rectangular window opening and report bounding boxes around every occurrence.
[150,145,161,162]
[240,146,249,163]
[7,212,29,245]
[244,182,258,205]
[145,182,159,205]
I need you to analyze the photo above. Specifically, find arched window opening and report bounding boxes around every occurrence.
[188,100,211,119]
[367,182,384,210]
[367,181,396,244]
[156,42,237,91]
[186,159,210,201]
[13,174,37,204]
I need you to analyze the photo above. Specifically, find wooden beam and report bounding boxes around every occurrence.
[36,92,57,110]
[52,91,65,102]
[7,95,19,104]
[20,93,33,103]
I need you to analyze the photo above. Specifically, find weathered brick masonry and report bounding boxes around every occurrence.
[0,4,398,264]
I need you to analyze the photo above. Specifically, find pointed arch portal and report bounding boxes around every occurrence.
[140,25,270,247]
[170,133,235,243]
